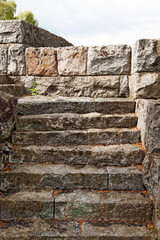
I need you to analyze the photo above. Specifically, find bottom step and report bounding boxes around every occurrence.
[0,221,157,239]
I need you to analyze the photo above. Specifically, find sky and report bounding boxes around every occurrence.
[15,0,160,46]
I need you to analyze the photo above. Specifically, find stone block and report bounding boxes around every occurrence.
[0,20,72,47]
[26,47,58,76]
[0,164,108,190]
[0,191,54,220]
[57,46,88,75]
[0,91,17,141]
[136,99,160,153]
[9,144,144,166]
[108,166,145,191]
[87,45,131,75]
[0,45,7,74]
[0,84,24,97]
[35,75,121,97]
[8,44,26,75]
[16,113,137,131]
[130,73,160,99]
[55,190,152,222]
[143,153,160,200]
[132,39,160,73]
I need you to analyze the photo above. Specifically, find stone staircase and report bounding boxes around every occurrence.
[0,95,157,239]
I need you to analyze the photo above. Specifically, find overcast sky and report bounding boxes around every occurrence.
[15,0,160,46]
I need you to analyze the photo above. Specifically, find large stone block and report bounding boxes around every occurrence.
[87,45,131,75]
[0,91,17,141]
[35,75,129,98]
[0,45,7,74]
[55,190,152,222]
[26,48,58,76]
[132,39,160,73]
[0,20,72,47]
[136,99,160,153]
[130,73,160,99]
[57,46,88,75]
[9,144,145,166]
[8,44,26,75]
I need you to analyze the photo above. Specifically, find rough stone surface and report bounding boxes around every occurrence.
[0,144,3,170]
[0,20,72,47]
[57,46,88,76]
[81,222,157,239]
[0,191,54,220]
[9,144,145,166]
[0,75,15,84]
[16,113,137,131]
[136,99,160,153]
[12,129,141,146]
[132,39,160,73]
[0,164,108,190]
[8,44,26,75]
[17,96,136,115]
[35,76,119,97]
[0,221,155,239]
[0,45,8,74]
[0,84,24,97]
[87,45,131,75]
[55,190,152,222]
[26,48,58,76]
[130,73,160,99]
[143,153,160,200]
[0,91,17,141]
[108,166,145,191]
[120,75,129,97]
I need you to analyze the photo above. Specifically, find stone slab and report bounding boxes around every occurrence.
[26,48,58,76]
[9,144,145,166]
[8,44,26,75]
[0,84,24,97]
[108,166,145,191]
[136,99,160,153]
[12,129,141,146]
[55,190,152,222]
[16,113,137,131]
[17,96,136,115]
[0,191,54,220]
[0,45,8,74]
[130,73,160,99]
[87,45,131,75]
[0,164,108,191]
[0,221,156,239]
[132,39,160,73]
[0,20,72,47]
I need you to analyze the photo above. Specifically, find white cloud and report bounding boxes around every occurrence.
[15,0,160,45]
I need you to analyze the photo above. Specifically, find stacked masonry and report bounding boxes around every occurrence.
[0,21,159,239]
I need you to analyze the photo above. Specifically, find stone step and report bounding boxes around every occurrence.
[55,190,152,223]
[12,129,141,146]
[16,113,138,131]
[9,144,145,166]
[18,96,136,115]
[0,84,24,97]
[0,75,15,84]
[0,221,156,239]
[0,165,145,191]
[0,190,151,222]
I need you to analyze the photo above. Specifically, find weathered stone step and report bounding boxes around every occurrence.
[9,144,145,166]
[0,221,156,239]
[18,96,136,115]
[55,190,152,222]
[0,165,145,191]
[0,84,24,97]
[16,113,138,131]
[0,190,151,222]
[12,129,141,146]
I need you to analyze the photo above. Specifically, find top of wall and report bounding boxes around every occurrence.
[0,20,73,47]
